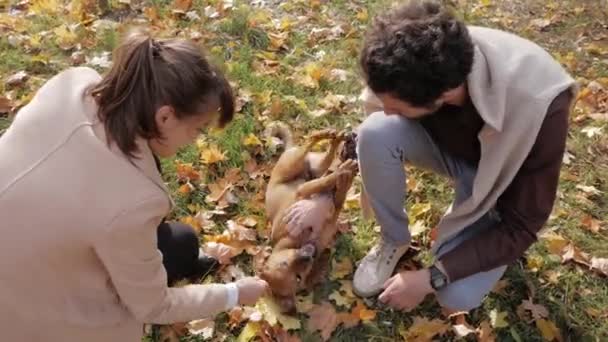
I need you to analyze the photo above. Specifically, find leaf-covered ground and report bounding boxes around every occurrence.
[1,0,607,341]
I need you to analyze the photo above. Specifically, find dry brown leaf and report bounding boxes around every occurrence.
[0,96,13,114]
[172,0,192,13]
[307,302,338,341]
[400,316,450,342]
[187,318,215,339]
[5,71,28,88]
[477,320,496,342]
[202,242,240,265]
[206,180,237,208]
[561,244,591,266]
[175,162,201,182]
[590,257,608,276]
[229,306,263,329]
[581,215,601,233]
[227,220,257,241]
[517,299,549,323]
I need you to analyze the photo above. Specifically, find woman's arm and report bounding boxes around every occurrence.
[94,196,236,324]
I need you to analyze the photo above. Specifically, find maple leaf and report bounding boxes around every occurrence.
[175,162,201,182]
[307,302,338,341]
[539,232,569,256]
[202,242,241,265]
[489,309,509,329]
[206,179,237,208]
[561,244,591,266]
[581,215,601,233]
[227,220,258,241]
[268,32,289,51]
[329,281,356,308]
[330,257,353,280]
[536,319,562,342]
[400,316,450,342]
[53,24,78,50]
[229,306,263,329]
[351,300,376,322]
[256,296,301,330]
[200,145,227,165]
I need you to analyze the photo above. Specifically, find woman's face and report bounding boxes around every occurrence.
[149,97,220,158]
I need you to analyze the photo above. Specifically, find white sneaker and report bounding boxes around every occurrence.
[353,239,409,297]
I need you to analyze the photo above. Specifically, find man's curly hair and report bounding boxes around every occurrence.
[360,0,474,106]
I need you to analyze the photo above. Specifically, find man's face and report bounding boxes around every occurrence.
[377,93,441,119]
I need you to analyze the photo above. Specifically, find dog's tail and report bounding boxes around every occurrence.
[264,121,294,150]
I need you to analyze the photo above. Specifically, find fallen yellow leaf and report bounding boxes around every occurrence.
[243,133,263,147]
[400,316,450,342]
[330,257,353,280]
[200,145,226,165]
[256,296,301,330]
[536,319,562,342]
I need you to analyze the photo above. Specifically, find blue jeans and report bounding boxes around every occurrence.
[357,111,506,311]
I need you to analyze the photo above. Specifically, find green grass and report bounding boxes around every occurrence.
[2,0,608,341]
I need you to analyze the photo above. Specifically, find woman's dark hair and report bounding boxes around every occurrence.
[90,29,234,158]
[360,0,474,106]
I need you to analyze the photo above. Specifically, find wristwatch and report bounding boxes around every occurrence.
[429,264,448,291]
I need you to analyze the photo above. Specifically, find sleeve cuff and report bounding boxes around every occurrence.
[224,283,239,310]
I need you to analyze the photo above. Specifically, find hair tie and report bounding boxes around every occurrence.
[150,39,162,58]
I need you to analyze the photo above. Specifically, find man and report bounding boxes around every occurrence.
[284,0,576,313]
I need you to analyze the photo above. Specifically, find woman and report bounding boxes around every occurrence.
[0,30,267,341]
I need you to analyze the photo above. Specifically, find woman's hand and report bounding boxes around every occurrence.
[235,277,269,306]
[282,198,332,239]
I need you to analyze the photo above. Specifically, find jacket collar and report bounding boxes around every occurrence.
[467,44,505,132]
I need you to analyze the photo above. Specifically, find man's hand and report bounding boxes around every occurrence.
[282,197,332,239]
[378,269,434,311]
[235,277,269,306]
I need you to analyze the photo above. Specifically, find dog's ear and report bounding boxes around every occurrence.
[277,295,297,315]
[253,246,273,275]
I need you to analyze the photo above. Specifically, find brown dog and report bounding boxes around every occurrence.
[260,124,357,314]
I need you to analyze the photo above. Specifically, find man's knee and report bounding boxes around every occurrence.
[436,286,486,312]
[357,111,404,163]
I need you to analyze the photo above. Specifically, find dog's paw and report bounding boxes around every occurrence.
[308,129,337,141]
[338,159,358,173]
